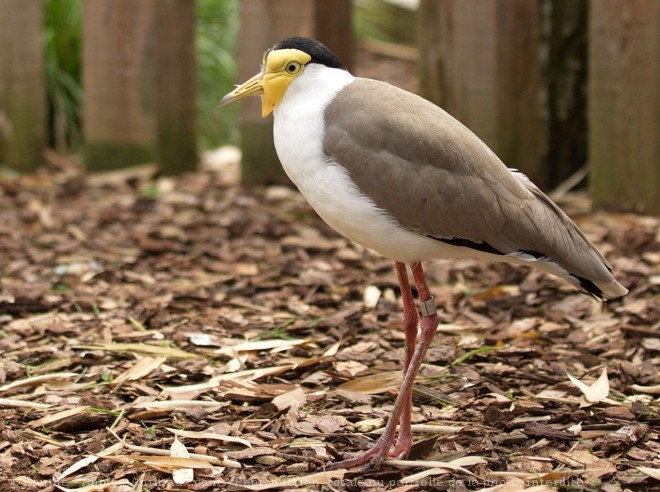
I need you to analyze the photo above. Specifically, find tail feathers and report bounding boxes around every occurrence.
[571,274,628,301]
[509,170,628,302]
[514,254,628,301]
[435,237,629,301]
[524,252,628,301]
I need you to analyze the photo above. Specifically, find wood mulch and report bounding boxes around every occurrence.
[0,155,658,491]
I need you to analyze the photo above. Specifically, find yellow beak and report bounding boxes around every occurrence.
[218,71,266,114]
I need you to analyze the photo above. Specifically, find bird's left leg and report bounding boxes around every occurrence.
[331,262,438,469]
[389,261,419,458]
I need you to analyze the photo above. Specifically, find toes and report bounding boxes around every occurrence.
[387,445,410,459]
[388,439,412,459]
[331,446,387,469]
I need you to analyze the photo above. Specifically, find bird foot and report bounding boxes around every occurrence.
[329,438,392,470]
[388,439,412,459]
[329,434,412,469]
[330,449,384,470]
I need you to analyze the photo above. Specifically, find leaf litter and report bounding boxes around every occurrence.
[0,155,658,491]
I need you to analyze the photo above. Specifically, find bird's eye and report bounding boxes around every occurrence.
[286,62,301,74]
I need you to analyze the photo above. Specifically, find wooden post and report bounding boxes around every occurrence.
[83,0,155,171]
[153,0,197,175]
[545,0,588,189]
[417,0,445,107]
[237,0,314,185]
[0,0,46,172]
[589,0,660,214]
[314,0,354,71]
[418,0,544,187]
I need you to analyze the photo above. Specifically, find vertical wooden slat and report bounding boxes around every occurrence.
[0,0,46,172]
[452,1,500,155]
[418,0,544,186]
[544,0,588,188]
[153,0,197,175]
[237,0,314,185]
[314,0,354,71]
[83,0,155,171]
[496,1,543,185]
[418,0,446,107]
[589,0,660,213]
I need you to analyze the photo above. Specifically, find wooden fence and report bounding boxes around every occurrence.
[0,0,197,175]
[0,0,658,213]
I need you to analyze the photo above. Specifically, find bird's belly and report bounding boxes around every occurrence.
[299,162,439,261]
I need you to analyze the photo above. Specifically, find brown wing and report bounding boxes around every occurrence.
[322,79,625,297]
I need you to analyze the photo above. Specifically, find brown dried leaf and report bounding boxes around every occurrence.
[0,372,79,393]
[167,427,251,447]
[631,383,660,394]
[170,436,194,485]
[636,467,660,480]
[75,342,198,359]
[229,469,346,490]
[567,367,610,406]
[28,405,91,429]
[112,356,167,385]
[0,398,52,409]
[271,386,307,411]
[338,371,401,394]
[212,338,316,357]
[55,479,133,492]
[547,448,617,479]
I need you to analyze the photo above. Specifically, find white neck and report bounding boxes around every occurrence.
[274,64,355,118]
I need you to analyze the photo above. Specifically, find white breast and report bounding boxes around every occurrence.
[272,65,462,263]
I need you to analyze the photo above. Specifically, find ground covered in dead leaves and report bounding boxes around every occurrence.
[0,157,658,492]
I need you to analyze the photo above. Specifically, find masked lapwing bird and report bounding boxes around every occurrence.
[219,37,628,469]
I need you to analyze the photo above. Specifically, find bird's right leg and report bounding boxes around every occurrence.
[389,261,419,458]
[330,262,438,470]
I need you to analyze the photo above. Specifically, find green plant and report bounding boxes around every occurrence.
[41,0,238,154]
[196,0,239,150]
[354,0,417,46]
[44,0,83,152]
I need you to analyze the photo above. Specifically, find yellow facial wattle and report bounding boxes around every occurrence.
[260,49,311,117]
[218,48,312,118]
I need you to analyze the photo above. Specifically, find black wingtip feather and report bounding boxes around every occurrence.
[431,236,504,256]
[431,235,608,301]
[573,276,605,300]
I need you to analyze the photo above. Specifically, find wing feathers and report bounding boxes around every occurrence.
[323,79,627,299]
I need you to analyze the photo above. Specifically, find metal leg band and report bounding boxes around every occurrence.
[418,297,436,317]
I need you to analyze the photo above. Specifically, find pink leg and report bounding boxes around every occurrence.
[389,262,419,458]
[332,262,438,469]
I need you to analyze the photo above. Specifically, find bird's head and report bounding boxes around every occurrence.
[219,37,346,118]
